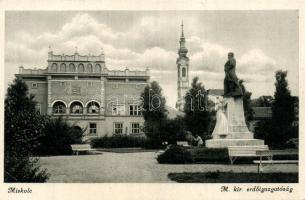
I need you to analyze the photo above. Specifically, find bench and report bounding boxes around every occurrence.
[228,145,269,164]
[253,149,298,173]
[71,144,93,155]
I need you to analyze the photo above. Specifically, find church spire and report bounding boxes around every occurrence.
[178,21,188,57]
[181,21,185,38]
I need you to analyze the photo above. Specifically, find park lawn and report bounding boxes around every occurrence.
[168,172,298,183]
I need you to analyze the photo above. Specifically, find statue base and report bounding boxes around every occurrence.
[205,138,264,148]
[207,97,265,148]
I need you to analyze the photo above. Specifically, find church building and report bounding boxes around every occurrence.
[16,49,150,139]
[176,23,190,111]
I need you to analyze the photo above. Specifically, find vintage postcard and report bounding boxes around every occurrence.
[0,0,304,200]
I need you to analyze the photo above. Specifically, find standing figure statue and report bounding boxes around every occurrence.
[224,52,243,97]
[211,97,229,139]
[206,51,263,147]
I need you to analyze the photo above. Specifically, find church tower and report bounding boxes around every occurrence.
[176,22,190,111]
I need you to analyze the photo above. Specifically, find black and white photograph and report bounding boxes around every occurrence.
[1,1,305,199]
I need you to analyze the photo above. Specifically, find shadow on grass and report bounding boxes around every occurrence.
[168,171,298,183]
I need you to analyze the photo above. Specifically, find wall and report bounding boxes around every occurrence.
[104,80,147,115]
[50,79,103,108]
[65,116,144,137]
[25,80,48,114]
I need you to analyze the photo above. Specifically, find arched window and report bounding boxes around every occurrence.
[95,64,101,73]
[70,101,83,114]
[87,101,100,114]
[87,63,93,72]
[52,101,66,114]
[60,63,66,72]
[78,63,84,73]
[182,67,186,77]
[69,63,75,72]
[51,63,58,72]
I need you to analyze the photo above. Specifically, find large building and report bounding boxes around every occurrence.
[16,49,150,139]
[176,23,190,111]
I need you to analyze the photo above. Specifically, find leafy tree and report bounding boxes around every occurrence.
[255,71,296,148]
[161,116,186,145]
[141,81,168,148]
[273,71,295,127]
[5,78,49,182]
[270,70,295,147]
[184,77,211,139]
[240,80,254,126]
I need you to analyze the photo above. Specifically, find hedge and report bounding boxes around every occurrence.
[90,134,155,149]
[157,145,192,164]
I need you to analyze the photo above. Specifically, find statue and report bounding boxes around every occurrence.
[205,52,264,148]
[224,52,243,97]
[211,97,229,139]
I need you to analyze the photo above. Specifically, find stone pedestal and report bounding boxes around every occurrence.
[205,139,264,148]
[206,97,264,148]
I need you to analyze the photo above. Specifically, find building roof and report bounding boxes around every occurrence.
[207,89,224,96]
[252,107,272,120]
[17,51,150,79]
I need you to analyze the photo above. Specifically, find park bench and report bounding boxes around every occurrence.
[253,149,298,173]
[71,144,94,155]
[228,145,269,164]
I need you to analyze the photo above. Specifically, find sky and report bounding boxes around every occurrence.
[5,11,299,108]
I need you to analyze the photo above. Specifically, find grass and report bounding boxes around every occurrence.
[168,172,298,183]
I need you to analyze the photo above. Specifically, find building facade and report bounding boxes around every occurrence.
[16,50,150,139]
[176,23,190,111]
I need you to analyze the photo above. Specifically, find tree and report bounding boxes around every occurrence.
[5,78,49,182]
[184,77,211,139]
[161,116,186,145]
[270,70,295,147]
[255,70,296,148]
[273,71,295,127]
[239,80,254,127]
[141,81,168,148]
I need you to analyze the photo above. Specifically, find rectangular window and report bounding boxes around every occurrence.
[112,104,125,115]
[131,123,140,134]
[31,83,38,89]
[114,122,123,134]
[89,123,97,134]
[129,105,142,116]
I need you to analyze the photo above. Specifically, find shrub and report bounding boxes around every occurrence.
[285,138,298,149]
[189,147,229,163]
[157,145,192,164]
[90,135,154,149]
[34,117,84,156]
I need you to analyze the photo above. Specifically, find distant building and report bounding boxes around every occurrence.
[252,107,272,120]
[176,22,190,111]
[16,49,150,139]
